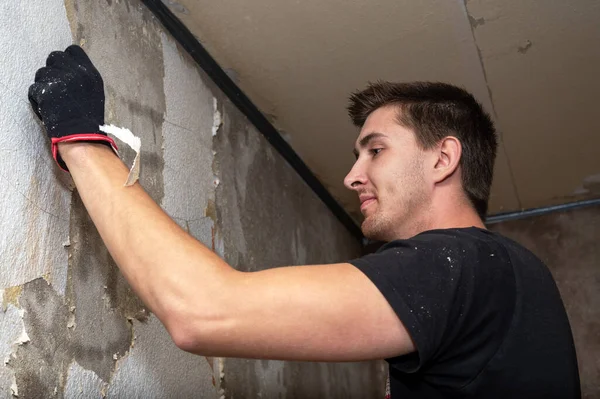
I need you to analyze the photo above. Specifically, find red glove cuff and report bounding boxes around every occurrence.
[51,134,119,172]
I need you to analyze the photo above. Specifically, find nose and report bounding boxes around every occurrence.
[344,160,367,191]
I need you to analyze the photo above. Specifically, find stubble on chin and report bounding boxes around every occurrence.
[361,191,429,242]
[361,212,393,242]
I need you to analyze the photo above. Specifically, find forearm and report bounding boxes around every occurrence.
[59,142,235,332]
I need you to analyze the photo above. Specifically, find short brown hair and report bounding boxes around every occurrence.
[348,81,497,218]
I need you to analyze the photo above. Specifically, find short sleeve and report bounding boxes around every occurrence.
[349,231,467,372]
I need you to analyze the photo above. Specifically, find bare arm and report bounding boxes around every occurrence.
[59,142,415,361]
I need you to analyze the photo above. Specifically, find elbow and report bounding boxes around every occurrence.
[163,311,208,354]
[163,305,231,355]
[169,325,200,353]
[160,268,242,354]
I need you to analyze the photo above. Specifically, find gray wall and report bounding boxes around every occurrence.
[0,0,384,397]
[215,99,386,399]
[490,205,600,399]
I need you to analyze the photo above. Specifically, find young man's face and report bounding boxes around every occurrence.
[344,106,431,241]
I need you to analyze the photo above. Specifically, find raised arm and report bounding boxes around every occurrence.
[29,45,415,362]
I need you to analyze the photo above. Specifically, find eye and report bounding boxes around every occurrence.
[370,148,383,156]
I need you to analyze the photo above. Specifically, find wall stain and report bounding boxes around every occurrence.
[67,191,139,381]
[517,40,533,54]
[10,278,73,398]
[2,286,23,311]
[105,257,149,322]
[468,15,486,28]
[205,199,217,221]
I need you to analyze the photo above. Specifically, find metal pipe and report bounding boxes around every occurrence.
[485,198,600,224]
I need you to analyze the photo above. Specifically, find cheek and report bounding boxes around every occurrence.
[386,161,424,195]
[372,154,422,195]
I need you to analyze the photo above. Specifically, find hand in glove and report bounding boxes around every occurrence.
[28,45,117,171]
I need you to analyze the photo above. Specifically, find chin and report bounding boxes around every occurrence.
[361,216,394,242]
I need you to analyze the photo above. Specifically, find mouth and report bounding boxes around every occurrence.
[360,197,377,213]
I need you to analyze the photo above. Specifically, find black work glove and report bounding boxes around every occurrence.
[28,45,117,171]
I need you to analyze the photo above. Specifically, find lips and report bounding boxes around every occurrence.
[359,196,377,212]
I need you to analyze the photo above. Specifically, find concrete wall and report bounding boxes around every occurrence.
[0,1,382,397]
[215,98,385,399]
[490,205,600,398]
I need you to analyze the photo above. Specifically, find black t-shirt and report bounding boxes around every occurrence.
[350,227,580,398]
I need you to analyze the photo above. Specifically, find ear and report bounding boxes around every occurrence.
[432,136,461,183]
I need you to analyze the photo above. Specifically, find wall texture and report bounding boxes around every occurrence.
[490,205,600,399]
[215,98,385,399]
[0,0,382,397]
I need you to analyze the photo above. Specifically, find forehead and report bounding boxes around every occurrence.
[355,106,413,145]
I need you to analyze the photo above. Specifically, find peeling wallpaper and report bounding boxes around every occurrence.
[0,304,29,397]
[0,0,72,296]
[0,2,73,396]
[0,1,217,397]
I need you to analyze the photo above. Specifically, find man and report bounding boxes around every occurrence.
[29,45,580,398]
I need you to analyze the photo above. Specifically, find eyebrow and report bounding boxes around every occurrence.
[353,132,387,157]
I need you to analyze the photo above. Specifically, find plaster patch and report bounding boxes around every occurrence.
[0,0,72,295]
[161,32,218,248]
[0,304,29,397]
[68,194,136,381]
[228,111,260,208]
[64,361,104,398]
[162,33,215,133]
[105,316,217,398]
[11,278,72,397]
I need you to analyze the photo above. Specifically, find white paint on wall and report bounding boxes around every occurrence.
[0,1,72,294]
[212,98,222,136]
[0,304,30,398]
[64,361,104,399]
[161,33,217,247]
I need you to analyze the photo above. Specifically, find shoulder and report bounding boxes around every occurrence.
[353,227,499,271]
[347,228,520,372]
[349,227,519,314]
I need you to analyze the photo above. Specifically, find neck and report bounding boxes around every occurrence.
[395,195,485,240]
